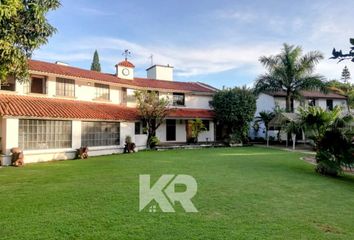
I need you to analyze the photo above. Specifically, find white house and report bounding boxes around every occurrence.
[250,91,348,140]
[0,59,217,165]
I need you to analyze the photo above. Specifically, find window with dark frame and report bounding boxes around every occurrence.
[81,121,120,147]
[202,120,210,131]
[173,92,185,106]
[56,78,75,97]
[31,77,47,94]
[135,122,141,135]
[18,119,72,150]
[308,99,316,107]
[95,83,110,100]
[326,99,333,110]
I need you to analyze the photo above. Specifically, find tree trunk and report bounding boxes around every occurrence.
[286,94,292,113]
[266,128,269,147]
[291,133,296,150]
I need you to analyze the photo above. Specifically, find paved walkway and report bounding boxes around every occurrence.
[254,144,316,155]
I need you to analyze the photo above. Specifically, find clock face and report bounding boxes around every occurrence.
[122,68,130,76]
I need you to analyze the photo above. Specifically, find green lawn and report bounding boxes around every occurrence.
[0,147,353,239]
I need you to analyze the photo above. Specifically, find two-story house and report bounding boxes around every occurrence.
[0,59,217,165]
[249,91,348,140]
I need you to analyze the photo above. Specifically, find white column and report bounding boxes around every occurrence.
[1,118,19,165]
[72,120,82,149]
[2,118,19,154]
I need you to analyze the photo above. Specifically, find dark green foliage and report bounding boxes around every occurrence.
[300,106,354,176]
[90,50,101,72]
[327,79,354,109]
[341,66,351,83]
[210,86,256,142]
[0,0,60,82]
[254,43,325,112]
[315,128,354,176]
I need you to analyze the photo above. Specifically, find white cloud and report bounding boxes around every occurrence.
[215,10,257,22]
[77,7,114,16]
[34,37,280,77]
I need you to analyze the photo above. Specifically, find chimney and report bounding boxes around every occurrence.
[146,64,174,81]
[55,61,69,66]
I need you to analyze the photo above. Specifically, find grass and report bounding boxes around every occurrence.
[0,147,353,239]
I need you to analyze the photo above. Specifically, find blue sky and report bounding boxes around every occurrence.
[34,0,354,88]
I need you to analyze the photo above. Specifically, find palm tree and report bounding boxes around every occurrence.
[255,111,275,147]
[254,43,326,112]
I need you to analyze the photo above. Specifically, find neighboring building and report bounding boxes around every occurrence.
[0,59,217,164]
[250,91,348,140]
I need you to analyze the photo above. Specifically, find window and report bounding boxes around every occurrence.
[18,119,72,150]
[95,83,110,100]
[166,119,176,141]
[81,121,120,147]
[135,122,141,135]
[308,99,316,107]
[56,78,75,97]
[0,77,15,91]
[202,120,210,131]
[326,99,333,110]
[173,93,185,106]
[30,76,47,94]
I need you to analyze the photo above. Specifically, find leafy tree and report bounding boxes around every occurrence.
[190,118,206,143]
[341,66,351,83]
[210,86,256,143]
[90,50,101,72]
[134,90,170,148]
[0,0,60,82]
[300,105,353,176]
[299,106,342,148]
[327,79,354,110]
[254,43,326,112]
[255,111,275,147]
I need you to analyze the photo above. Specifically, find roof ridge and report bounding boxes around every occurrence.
[28,59,215,93]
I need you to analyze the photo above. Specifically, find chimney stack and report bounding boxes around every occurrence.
[146,64,174,81]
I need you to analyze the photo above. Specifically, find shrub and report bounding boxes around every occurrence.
[148,136,160,149]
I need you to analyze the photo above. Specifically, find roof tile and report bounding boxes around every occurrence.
[28,59,215,93]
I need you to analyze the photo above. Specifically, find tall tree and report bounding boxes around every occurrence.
[0,0,60,82]
[254,43,326,112]
[135,90,170,148]
[210,86,256,142]
[90,50,101,72]
[341,66,351,83]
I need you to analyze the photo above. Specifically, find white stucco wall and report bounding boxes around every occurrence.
[147,65,173,81]
[156,120,187,142]
[185,95,212,109]
[198,121,215,142]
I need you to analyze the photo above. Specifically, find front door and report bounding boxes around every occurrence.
[166,119,176,141]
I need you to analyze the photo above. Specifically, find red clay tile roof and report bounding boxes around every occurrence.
[0,93,214,120]
[28,59,215,93]
[116,60,135,68]
[168,108,214,119]
[0,94,138,121]
[269,91,347,99]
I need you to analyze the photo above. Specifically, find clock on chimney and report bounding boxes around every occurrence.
[122,68,130,76]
